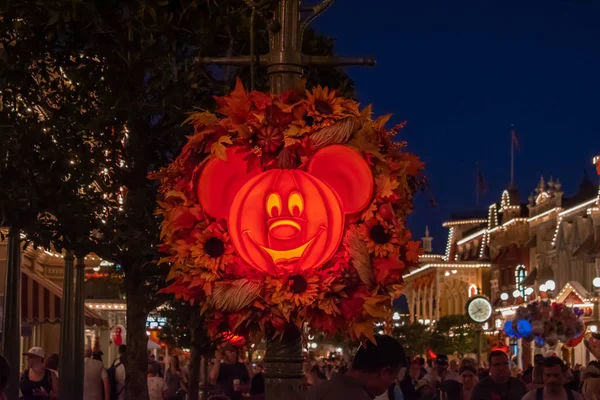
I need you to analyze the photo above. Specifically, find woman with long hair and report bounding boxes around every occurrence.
[459,365,478,400]
[164,356,186,400]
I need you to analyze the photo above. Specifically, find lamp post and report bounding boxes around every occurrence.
[198,1,375,397]
[588,278,600,334]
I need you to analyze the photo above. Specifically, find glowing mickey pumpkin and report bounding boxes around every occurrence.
[198,145,374,272]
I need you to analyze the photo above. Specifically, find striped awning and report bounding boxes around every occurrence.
[22,268,107,327]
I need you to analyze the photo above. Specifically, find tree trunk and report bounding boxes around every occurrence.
[124,264,149,400]
[2,227,21,400]
[59,250,75,400]
[73,255,87,400]
[188,313,203,400]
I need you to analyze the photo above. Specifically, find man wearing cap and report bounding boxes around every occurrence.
[210,344,250,400]
[422,355,459,393]
[19,347,59,399]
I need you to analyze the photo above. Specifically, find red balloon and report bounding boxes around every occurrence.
[114,327,123,346]
[564,333,585,348]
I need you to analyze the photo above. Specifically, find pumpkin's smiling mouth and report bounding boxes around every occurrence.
[259,238,315,263]
[244,226,325,263]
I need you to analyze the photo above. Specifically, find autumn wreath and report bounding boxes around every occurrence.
[152,79,424,341]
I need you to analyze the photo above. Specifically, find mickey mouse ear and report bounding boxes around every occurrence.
[198,147,261,219]
[307,145,374,215]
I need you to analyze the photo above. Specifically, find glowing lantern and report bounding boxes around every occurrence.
[199,145,373,272]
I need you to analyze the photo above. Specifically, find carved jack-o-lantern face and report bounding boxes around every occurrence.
[198,145,373,272]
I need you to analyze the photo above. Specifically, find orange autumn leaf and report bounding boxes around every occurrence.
[374,113,392,131]
[352,319,376,343]
[210,135,233,160]
[405,241,423,264]
[375,175,400,199]
[183,110,218,128]
[398,153,425,176]
[215,78,251,124]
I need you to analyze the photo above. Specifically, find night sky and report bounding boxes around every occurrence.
[313,0,600,253]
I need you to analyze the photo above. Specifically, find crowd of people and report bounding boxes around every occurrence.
[304,336,600,400]
[4,336,600,400]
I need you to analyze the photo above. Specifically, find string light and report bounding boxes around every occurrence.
[404,263,492,278]
[444,227,455,261]
[528,207,560,223]
[479,231,487,259]
[442,219,487,227]
[456,229,486,246]
[551,199,598,247]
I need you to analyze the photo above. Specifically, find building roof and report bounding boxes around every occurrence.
[448,210,488,221]
[563,171,598,209]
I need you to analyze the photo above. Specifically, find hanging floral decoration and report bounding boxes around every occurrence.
[151,79,424,342]
[503,301,585,346]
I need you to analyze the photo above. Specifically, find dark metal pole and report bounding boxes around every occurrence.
[73,255,86,400]
[59,250,75,400]
[264,325,305,399]
[2,227,21,399]
[267,0,302,93]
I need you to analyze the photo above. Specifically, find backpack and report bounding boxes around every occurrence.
[107,358,125,400]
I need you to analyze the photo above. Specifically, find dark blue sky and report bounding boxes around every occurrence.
[313,0,600,252]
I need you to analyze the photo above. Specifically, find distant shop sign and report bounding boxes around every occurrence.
[146,315,167,329]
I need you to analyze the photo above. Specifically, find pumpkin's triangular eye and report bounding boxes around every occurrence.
[307,145,373,214]
[198,147,261,219]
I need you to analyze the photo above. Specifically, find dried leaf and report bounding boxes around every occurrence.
[284,123,305,138]
[353,319,376,343]
[344,226,374,290]
[165,190,190,206]
[210,135,233,160]
[284,137,301,147]
[347,127,385,161]
[207,279,261,312]
[374,113,392,130]
[166,268,178,282]
[375,175,400,199]
[183,110,218,127]
[360,105,373,121]
[236,124,252,139]
[363,301,390,319]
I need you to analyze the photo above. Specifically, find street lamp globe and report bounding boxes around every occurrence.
[539,284,547,292]
[593,277,600,288]
[545,280,556,291]
[512,290,522,298]
[500,293,509,301]
[525,287,534,296]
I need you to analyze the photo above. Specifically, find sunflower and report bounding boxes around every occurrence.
[269,269,323,309]
[362,218,401,257]
[306,86,357,122]
[190,225,234,272]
